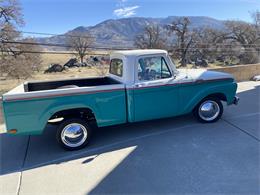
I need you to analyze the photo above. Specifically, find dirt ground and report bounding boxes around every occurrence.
[40,51,110,68]
[0,66,109,95]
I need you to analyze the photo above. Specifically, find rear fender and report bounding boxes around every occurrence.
[39,103,98,132]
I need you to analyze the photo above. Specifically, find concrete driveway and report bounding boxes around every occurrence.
[0,81,259,195]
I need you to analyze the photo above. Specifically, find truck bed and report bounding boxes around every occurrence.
[25,77,121,92]
[2,76,127,134]
[2,76,124,102]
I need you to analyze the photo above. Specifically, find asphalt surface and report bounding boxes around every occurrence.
[0,81,259,195]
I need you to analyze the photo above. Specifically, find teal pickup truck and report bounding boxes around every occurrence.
[1,50,239,150]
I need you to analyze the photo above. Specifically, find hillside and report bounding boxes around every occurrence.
[37,16,225,49]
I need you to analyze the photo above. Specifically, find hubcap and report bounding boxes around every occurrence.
[61,123,88,148]
[199,100,220,121]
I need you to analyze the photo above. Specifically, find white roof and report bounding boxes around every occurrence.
[112,49,168,56]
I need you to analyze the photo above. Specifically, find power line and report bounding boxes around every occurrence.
[0,29,135,42]
[1,41,259,54]
[1,49,258,55]
[0,29,259,46]
[2,40,71,48]
[1,40,259,50]
[1,40,136,50]
[0,50,110,55]
[0,29,94,39]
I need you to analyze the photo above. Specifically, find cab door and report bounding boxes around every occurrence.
[133,55,180,122]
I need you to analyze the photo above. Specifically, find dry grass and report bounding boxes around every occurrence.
[174,61,227,69]
[0,52,111,94]
[0,66,109,95]
[39,50,110,70]
[0,67,108,95]
[40,53,75,68]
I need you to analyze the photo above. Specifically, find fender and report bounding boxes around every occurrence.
[39,103,99,133]
[182,81,237,114]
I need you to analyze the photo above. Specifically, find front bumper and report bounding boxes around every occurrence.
[233,96,240,105]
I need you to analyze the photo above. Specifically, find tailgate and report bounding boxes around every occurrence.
[0,97,6,133]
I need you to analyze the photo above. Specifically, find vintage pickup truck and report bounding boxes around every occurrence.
[1,50,239,150]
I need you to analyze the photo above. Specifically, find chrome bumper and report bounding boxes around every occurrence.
[233,96,239,105]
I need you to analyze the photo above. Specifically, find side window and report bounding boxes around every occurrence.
[137,56,171,81]
[109,59,123,77]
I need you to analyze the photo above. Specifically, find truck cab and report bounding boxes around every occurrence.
[109,49,237,123]
[109,50,179,122]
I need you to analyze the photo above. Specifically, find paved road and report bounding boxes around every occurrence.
[0,81,259,195]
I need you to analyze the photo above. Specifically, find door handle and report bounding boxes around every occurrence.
[135,84,143,88]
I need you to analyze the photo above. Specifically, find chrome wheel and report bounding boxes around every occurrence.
[198,100,220,122]
[61,123,88,148]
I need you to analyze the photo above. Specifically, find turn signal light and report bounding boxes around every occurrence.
[8,129,17,134]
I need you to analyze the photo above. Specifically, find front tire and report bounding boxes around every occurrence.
[194,97,223,123]
[56,118,92,150]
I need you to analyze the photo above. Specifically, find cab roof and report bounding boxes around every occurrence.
[111,49,168,57]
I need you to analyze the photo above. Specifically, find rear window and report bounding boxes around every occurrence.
[109,59,123,77]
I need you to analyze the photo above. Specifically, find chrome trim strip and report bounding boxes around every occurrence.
[3,77,233,102]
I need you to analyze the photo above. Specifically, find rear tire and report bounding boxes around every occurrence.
[56,118,92,150]
[193,97,223,123]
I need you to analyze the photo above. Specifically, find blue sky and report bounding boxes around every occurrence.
[20,0,259,34]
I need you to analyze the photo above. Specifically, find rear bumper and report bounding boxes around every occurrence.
[233,96,239,105]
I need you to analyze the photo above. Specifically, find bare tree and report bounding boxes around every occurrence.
[251,10,260,30]
[166,17,194,66]
[0,0,23,54]
[0,0,23,25]
[0,0,42,79]
[134,25,166,49]
[190,28,238,65]
[191,28,216,61]
[67,32,94,63]
[0,38,42,79]
[251,10,260,62]
[0,23,19,55]
[217,20,260,64]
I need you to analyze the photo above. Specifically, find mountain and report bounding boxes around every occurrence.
[37,16,225,49]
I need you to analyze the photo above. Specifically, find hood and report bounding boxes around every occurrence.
[178,69,234,82]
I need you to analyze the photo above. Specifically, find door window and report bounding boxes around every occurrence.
[137,56,172,81]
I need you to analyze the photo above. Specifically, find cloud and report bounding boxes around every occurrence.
[113,5,140,17]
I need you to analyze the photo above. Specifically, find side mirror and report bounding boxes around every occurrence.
[172,70,178,79]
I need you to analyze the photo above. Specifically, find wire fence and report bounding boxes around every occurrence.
[0,29,95,39]
[1,40,135,50]
[0,29,259,55]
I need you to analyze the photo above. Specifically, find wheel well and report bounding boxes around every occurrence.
[204,93,227,102]
[48,108,96,124]
[193,93,227,112]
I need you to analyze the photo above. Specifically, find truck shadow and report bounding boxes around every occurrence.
[0,84,259,192]
[0,114,196,175]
